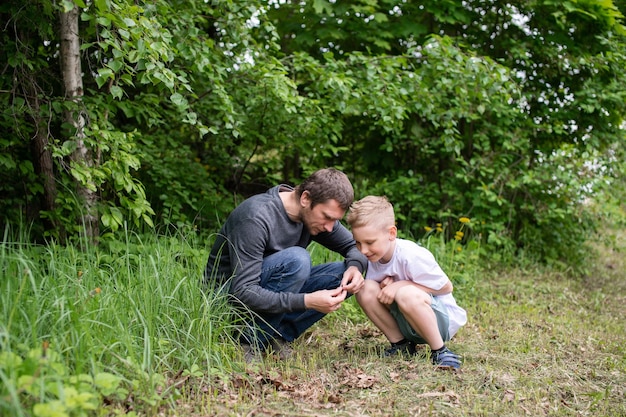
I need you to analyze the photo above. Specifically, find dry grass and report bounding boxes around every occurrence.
[174,232,626,417]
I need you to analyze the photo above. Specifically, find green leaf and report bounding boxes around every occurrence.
[107,59,123,72]
[110,85,123,100]
[94,0,108,12]
[101,212,112,228]
[33,401,69,417]
[96,68,114,88]
[118,28,130,40]
[61,0,75,13]
[373,13,388,23]
[110,207,124,226]
[0,351,22,369]
[313,0,332,14]
[170,92,188,108]
[96,16,111,27]
[64,386,98,411]
[142,213,154,227]
[0,154,17,169]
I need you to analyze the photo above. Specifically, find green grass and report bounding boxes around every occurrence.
[1,226,625,416]
[0,227,242,416]
[196,231,626,416]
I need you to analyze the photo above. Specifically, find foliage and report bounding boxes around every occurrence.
[1,0,626,269]
[272,1,626,271]
[0,347,127,417]
[418,216,482,303]
[0,227,244,416]
[0,217,493,415]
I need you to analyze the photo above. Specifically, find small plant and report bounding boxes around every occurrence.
[418,216,480,301]
[0,345,127,417]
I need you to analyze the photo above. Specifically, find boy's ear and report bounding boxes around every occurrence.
[389,225,398,239]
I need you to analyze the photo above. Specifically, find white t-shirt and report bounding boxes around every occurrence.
[366,238,468,338]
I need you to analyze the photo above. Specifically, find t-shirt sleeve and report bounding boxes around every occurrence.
[404,247,449,290]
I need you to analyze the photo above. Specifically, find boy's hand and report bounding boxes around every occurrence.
[377,283,398,305]
[379,276,394,289]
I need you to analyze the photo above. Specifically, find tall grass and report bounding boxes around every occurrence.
[1,221,485,416]
[0,226,243,416]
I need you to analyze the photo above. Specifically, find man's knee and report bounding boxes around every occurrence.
[282,246,311,264]
[272,247,311,281]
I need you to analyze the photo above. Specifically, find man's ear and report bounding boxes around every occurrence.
[300,190,311,208]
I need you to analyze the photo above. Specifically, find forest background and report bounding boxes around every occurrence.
[1,0,626,416]
[2,0,626,264]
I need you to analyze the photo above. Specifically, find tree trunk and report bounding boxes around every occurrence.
[18,51,62,236]
[29,90,61,235]
[59,5,99,242]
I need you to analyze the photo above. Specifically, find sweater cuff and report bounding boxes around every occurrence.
[346,259,366,273]
[293,293,307,311]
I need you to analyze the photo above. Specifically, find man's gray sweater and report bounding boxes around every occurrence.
[204,185,367,314]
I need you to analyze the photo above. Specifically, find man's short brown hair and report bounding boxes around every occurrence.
[295,168,354,211]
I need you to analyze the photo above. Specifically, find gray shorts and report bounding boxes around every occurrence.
[389,295,451,344]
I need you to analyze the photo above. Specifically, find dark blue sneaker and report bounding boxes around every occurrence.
[431,347,461,370]
[384,340,416,357]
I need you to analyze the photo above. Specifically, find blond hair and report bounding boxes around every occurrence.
[347,196,395,231]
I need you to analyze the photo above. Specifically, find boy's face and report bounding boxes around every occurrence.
[351,224,397,264]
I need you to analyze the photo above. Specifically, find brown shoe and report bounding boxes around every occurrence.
[269,338,294,360]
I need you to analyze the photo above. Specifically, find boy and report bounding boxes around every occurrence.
[346,196,467,369]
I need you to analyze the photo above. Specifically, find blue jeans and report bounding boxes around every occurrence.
[241,247,346,349]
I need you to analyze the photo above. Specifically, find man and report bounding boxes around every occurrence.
[204,168,367,362]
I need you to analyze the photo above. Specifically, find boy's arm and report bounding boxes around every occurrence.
[378,279,453,305]
[427,279,453,295]
[385,278,453,296]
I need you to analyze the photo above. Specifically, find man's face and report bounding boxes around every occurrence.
[300,193,345,235]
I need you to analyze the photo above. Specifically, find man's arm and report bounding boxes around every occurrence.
[314,221,368,272]
[227,219,307,314]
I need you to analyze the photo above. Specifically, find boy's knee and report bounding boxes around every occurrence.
[356,280,379,303]
[396,286,429,305]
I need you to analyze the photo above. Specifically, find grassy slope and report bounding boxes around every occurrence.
[192,233,626,417]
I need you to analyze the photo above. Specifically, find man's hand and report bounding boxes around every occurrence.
[340,266,365,294]
[304,287,347,313]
